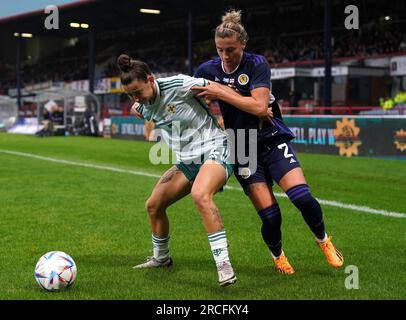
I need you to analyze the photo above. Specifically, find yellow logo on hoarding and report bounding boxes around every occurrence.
[109,77,123,93]
[394,129,406,152]
[333,118,362,157]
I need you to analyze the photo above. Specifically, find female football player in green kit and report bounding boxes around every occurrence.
[117,54,236,287]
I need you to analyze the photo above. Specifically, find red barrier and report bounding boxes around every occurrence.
[281,105,406,115]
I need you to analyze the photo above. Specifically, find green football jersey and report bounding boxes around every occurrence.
[136,74,229,162]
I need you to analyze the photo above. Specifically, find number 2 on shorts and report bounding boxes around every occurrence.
[277,143,294,158]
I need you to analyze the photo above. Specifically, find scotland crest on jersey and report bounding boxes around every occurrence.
[237,73,249,85]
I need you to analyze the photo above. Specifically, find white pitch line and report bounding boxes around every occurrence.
[1,149,406,219]
[0,149,160,178]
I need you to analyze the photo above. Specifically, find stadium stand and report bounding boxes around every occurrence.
[0,0,405,116]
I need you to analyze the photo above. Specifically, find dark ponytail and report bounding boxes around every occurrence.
[117,54,152,85]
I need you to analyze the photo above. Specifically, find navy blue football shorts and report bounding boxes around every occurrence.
[235,141,301,193]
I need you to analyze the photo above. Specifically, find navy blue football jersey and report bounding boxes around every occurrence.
[194,51,295,148]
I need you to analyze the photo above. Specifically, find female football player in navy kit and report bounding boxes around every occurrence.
[194,10,344,274]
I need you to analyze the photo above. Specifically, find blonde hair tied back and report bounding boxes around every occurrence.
[216,9,248,43]
[222,9,242,25]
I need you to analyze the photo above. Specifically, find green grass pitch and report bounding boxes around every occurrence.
[0,133,405,299]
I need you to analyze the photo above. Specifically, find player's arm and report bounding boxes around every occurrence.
[193,81,269,117]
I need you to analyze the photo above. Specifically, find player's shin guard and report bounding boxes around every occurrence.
[152,234,170,261]
[258,204,283,258]
[208,230,230,266]
[286,184,326,241]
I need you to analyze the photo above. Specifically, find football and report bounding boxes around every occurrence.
[34,251,77,291]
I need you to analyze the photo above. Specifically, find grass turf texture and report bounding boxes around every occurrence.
[0,133,405,299]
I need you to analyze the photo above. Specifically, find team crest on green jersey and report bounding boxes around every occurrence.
[165,104,177,114]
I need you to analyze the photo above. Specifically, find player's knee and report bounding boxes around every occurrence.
[191,189,212,208]
[291,187,319,207]
[258,204,282,228]
[286,184,323,222]
[145,197,165,217]
[287,184,312,206]
[145,198,156,215]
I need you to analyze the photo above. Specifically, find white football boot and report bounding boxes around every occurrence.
[133,256,173,269]
[217,261,237,287]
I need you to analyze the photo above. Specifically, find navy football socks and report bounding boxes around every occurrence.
[258,204,283,258]
[286,184,326,240]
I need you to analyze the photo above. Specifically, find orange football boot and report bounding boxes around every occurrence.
[317,236,344,268]
[273,253,295,275]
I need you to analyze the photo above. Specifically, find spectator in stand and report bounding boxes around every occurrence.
[36,108,52,137]
[400,36,406,52]
[51,105,64,126]
[289,90,299,109]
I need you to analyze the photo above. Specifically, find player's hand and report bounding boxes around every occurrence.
[193,81,224,100]
[259,107,274,130]
[266,107,274,123]
[130,102,143,119]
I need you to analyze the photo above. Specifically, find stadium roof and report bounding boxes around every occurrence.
[0,1,85,20]
[0,0,272,38]
[1,0,401,40]
[0,0,96,36]
[22,87,98,103]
